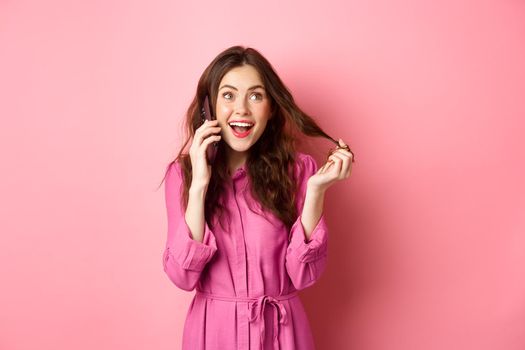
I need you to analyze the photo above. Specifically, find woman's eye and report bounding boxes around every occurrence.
[250,93,263,101]
[222,92,233,100]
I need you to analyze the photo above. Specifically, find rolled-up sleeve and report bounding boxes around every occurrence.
[285,154,329,290]
[162,161,217,291]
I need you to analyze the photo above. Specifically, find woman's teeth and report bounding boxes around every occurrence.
[229,122,254,132]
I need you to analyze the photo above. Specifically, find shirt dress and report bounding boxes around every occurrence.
[162,152,329,350]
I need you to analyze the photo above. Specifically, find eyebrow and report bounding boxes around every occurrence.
[219,84,265,91]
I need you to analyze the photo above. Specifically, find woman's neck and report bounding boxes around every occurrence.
[226,149,248,175]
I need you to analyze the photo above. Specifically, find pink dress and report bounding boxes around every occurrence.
[162,152,329,350]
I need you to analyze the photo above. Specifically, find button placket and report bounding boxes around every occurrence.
[231,171,250,349]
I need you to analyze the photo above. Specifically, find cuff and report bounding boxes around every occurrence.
[166,218,218,272]
[287,214,328,263]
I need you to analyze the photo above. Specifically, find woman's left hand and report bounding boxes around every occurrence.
[307,139,354,193]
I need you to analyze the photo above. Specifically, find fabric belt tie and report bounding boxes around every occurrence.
[195,290,299,350]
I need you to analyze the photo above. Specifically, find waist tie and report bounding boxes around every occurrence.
[195,290,299,350]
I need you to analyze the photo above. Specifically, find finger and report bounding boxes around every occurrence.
[199,135,221,156]
[196,119,219,134]
[197,120,220,133]
[197,126,222,141]
[340,157,351,179]
[336,138,355,161]
[346,148,355,163]
[318,162,328,174]
[331,155,343,175]
[201,134,221,148]
[319,158,335,174]
[319,162,333,175]
[325,159,335,176]
[325,154,342,175]
[332,151,352,178]
[328,153,348,179]
[336,148,355,165]
[203,126,222,137]
[196,119,208,132]
[334,148,352,158]
[335,152,351,178]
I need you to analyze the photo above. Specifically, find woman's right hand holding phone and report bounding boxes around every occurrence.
[189,119,222,188]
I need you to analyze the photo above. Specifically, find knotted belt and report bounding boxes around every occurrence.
[195,289,299,350]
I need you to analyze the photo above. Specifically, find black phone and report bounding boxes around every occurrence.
[200,95,219,165]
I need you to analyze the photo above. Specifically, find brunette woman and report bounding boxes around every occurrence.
[161,45,354,350]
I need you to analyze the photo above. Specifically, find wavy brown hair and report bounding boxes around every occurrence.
[159,45,341,233]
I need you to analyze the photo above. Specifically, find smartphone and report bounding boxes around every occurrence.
[200,95,219,165]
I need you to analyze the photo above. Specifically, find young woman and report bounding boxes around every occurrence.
[161,45,354,350]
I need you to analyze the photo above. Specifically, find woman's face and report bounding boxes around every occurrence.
[215,64,272,160]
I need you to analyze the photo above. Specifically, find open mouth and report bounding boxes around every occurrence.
[228,122,255,138]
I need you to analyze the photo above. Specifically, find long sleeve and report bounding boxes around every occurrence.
[285,154,329,290]
[162,161,218,291]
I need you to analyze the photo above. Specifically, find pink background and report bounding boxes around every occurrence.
[1,0,524,349]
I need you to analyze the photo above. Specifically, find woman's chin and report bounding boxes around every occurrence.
[228,145,251,154]
[224,140,252,154]
[224,136,259,152]
[224,130,266,153]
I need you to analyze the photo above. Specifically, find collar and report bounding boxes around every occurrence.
[231,163,247,181]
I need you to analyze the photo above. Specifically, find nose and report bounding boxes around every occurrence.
[234,95,250,116]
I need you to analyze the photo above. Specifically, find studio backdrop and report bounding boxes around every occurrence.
[1,0,524,349]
